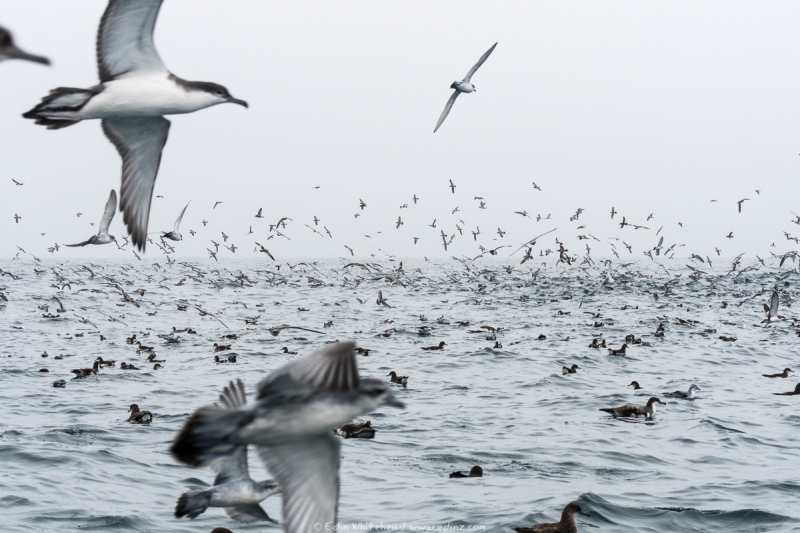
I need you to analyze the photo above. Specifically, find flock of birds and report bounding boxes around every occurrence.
[2,2,800,533]
[3,251,800,533]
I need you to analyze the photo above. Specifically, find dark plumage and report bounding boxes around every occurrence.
[773,383,800,396]
[71,360,100,377]
[128,404,153,423]
[449,466,482,478]
[607,343,627,355]
[421,341,447,351]
[763,368,793,378]
[599,397,664,419]
[388,371,408,385]
[514,503,588,533]
[337,420,375,439]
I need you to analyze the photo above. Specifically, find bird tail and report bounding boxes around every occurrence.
[170,404,253,467]
[598,408,615,414]
[174,490,212,519]
[22,87,99,129]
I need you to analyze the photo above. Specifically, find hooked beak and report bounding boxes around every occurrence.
[226,96,248,108]
[579,511,591,517]
[385,396,405,409]
[6,46,50,65]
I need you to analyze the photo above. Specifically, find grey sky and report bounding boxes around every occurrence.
[3,1,800,261]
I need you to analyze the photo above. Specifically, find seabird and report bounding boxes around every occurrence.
[663,384,700,399]
[514,503,589,533]
[449,466,482,478]
[628,381,641,390]
[762,290,779,323]
[599,397,665,419]
[421,341,446,351]
[175,379,280,523]
[561,364,580,375]
[773,384,800,396]
[71,360,100,377]
[162,201,190,241]
[387,371,408,385]
[607,343,628,356]
[23,0,247,251]
[65,190,117,246]
[128,403,153,423]
[337,420,375,439]
[763,368,793,378]
[0,27,49,65]
[434,42,497,132]
[171,342,404,533]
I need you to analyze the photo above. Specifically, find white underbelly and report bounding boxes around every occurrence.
[77,77,215,119]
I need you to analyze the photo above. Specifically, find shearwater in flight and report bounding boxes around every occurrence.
[162,201,190,242]
[434,42,497,133]
[22,0,247,251]
[65,190,117,247]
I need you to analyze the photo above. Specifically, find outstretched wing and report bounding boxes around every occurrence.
[257,342,359,398]
[769,290,779,318]
[174,201,190,232]
[434,91,460,133]
[257,435,339,533]
[102,117,171,251]
[463,42,497,82]
[64,240,91,247]
[98,189,117,234]
[225,504,277,524]
[96,0,167,82]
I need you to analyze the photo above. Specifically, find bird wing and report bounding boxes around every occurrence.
[257,434,340,533]
[174,201,190,232]
[770,290,779,317]
[64,240,92,247]
[212,445,250,484]
[510,228,557,256]
[256,341,359,398]
[463,42,497,82]
[98,189,117,234]
[96,0,167,82]
[434,90,460,133]
[225,503,276,524]
[102,117,170,251]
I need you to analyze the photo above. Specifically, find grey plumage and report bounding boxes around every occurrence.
[171,342,404,533]
[174,379,280,523]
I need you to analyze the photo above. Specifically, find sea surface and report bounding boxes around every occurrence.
[0,258,798,533]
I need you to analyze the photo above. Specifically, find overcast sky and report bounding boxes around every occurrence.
[3,1,800,262]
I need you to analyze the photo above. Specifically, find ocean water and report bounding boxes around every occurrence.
[0,258,798,533]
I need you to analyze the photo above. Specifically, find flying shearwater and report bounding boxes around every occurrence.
[162,201,190,241]
[0,27,49,65]
[171,342,404,533]
[434,42,497,132]
[23,0,247,251]
[65,190,117,247]
[175,379,280,524]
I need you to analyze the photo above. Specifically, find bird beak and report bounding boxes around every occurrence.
[579,511,590,517]
[226,96,248,108]
[5,46,50,65]
[385,396,405,409]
